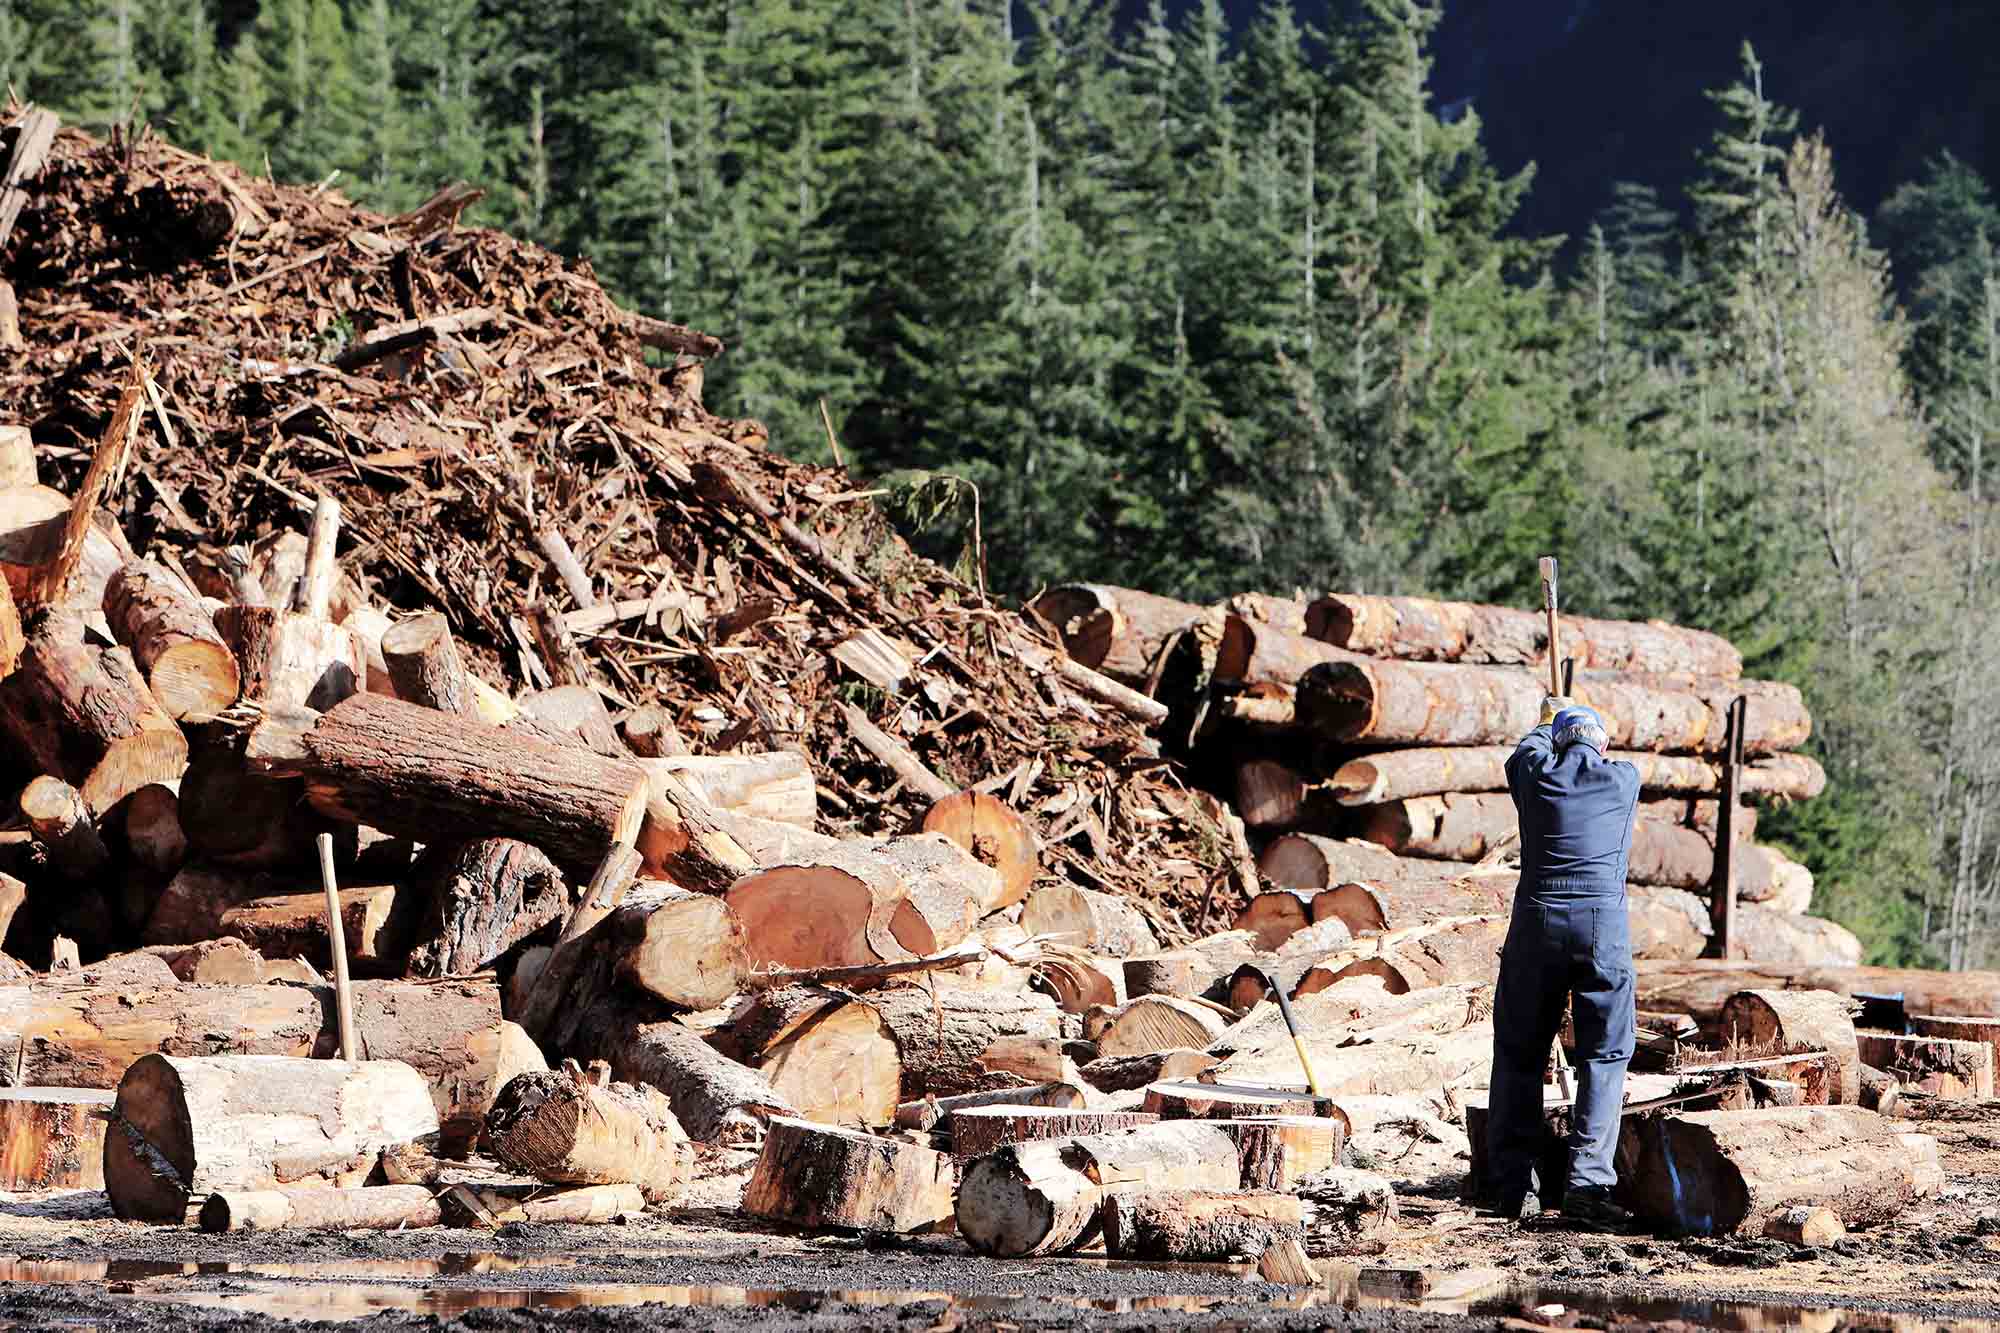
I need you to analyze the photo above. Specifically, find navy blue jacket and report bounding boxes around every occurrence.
[1505,724,1641,901]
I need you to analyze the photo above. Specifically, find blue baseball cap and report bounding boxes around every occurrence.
[1553,706,1609,752]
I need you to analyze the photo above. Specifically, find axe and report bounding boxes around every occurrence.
[1537,555,1577,1103]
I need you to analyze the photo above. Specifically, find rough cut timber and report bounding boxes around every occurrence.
[863,983,1066,1101]
[1214,1116,1345,1190]
[0,611,189,815]
[1078,1049,1219,1094]
[1101,1190,1303,1261]
[1095,996,1230,1058]
[103,561,239,719]
[955,1120,1243,1257]
[716,984,903,1126]
[214,604,364,712]
[1616,1105,1941,1235]
[1304,592,1743,677]
[18,775,110,880]
[633,772,759,892]
[915,790,1038,912]
[1019,885,1160,957]
[1256,834,1436,891]
[1026,584,1202,685]
[1855,1033,1994,1100]
[199,1183,443,1233]
[561,1014,795,1145]
[484,1066,692,1204]
[949,1106,1159,1159]
[1635,962,2000,1034]
[246,692,650,876]
[742,1116,954,1234]
[603,881,748,1011]
[216,884,408,975]
[103,1054,439,1222]
[1717,989,1861,1104]
[0,1086,112,1190]
[1331,746,1824,805]
[1908,1016,2000,1080]
[895,1082,1086,1131]
[404,838,567,979]
[640,753,817,830]
[379,611,474,715]
[1295,657,1809,755]
[1311,873,1514,936]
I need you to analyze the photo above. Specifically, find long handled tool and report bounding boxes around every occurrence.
[1536,556,1577,1103]
[1259,968,1325,1097]
[316,831,357,1062]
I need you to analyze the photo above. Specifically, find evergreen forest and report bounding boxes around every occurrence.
[3,0,1996,972]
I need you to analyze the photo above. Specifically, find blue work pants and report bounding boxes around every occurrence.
[1487,896,1635,1200]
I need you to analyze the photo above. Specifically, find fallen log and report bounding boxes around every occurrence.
[1095,996,1230,1058]
[1213,615,1359,694]
[1617,1106,1941,1235]
[199,1183,443,1233]
[445,1181,646,1227]
[1233,758,1343,832]
[484,1065,692,1204]
[103,1054,439,1222]
[0,611,189,815]
[1304,592,1743,677]
[216,883,409,975]
[742,1116,954,1234]
[103,561,239,720]
[1102,1189,1302,1261]
[379,611,474,715]
[716,985,903,1126]
[602,881,747,1011]
[1256,834,1435,891]
[915,790,1038,912]
[1019,885,1159,957]
[1222,592,1311,636]
[1026,584,1202,685]
[894,1082,1085,1132]
[1635,962,2000,1034]
[955,1120,1242,1256]
[1855,1033,1994,1101]
[1295,658,1808,755]
[0,1086,111,1190]
[641,752,816,829]
[246,693,650,875]
[950,1106,1158,1159]
[214,604,365,712]
[403,838,567,979]
[1718,989,1860,1104]
[863,983,1066,1101]
[19,775,109,880]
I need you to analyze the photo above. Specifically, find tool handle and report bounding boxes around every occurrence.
[317,832,357,1063]
[1538,556,1562,696]
[1267,979,1325,1097]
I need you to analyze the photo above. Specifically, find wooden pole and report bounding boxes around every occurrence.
[316,832,357,1061]
[1708,695,1749,958]
[1539,556,1562,696]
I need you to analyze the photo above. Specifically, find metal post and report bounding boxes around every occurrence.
[1708,695,1749,958]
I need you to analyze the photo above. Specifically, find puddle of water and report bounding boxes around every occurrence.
[0,1253,576,1283]
[1473,1287,2000,1332]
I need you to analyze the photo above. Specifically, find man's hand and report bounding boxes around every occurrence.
[1540,695,1575,725]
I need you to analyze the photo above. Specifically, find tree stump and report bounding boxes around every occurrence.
[742,1117,953,1234]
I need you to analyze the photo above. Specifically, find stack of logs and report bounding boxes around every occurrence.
[1028,584,1858,976]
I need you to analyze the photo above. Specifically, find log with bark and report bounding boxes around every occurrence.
[404,838,568,979]
[894,1082,1086,1132]
[19,775,109,880]
[1309,871,1515,936]
[1635,962,2000,1033]
[1304,592,1743,677]
[246,693,650,875]
[0,1086,112,1190]
[1213,614,1360,695]
[214,604,365,713]
[379,610,474,715]
[1026,584,1203,685]
[0,484,135,613]
[1233,758,1345,832]
[103,1054,439,1222]
[1094,996,1231,1058]
[621,704,689,758]
[1078,1049,1219,1094]
[444,1181,646,1227]
[1019,885,1159,957]
[1717,989,1860,1104]
[955,1120,1243,1256]
[1854,1033,1994,1100]
[0,611,188,815]
[914,790,1038,912]
[950,1106,1160,1159]
[863,983,1067,1102]
[714,985,903,1127]
[1616,1106,1941,1235]
[1141,1080,1333,1121]
[1295,658,1809,755]
[143,864,280,945]
[1215,1115,1345,1190]
[742,1116,954,1234]
[1331,746,1824,805]
[484,1064,692,1204]
[640,753,817,829]
[1256,835,1435,891]
[515,684,630,758]
[725,835,990,973]
[560,1015,794,1144]
[103,561,239,720]
[216,883,410,975]
[199,1183,443,1233]
[1102,1189,1303,1261]
[120,781,186,876]
[178,741,333,871]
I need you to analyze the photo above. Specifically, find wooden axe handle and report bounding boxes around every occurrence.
[1538,556,1562,697]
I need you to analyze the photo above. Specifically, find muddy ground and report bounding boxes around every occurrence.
[3,1113,1998,1332]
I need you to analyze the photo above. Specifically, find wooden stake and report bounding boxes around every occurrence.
[317,832,357,1062]
[294,496,341,620]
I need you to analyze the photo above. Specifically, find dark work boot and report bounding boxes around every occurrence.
[1561,1187,1632,1229]
[1494,1190,1543,1222]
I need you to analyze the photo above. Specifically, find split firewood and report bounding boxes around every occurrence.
[379,610,473,715]
[913,789,1038,912]
[863,983,1067,1101]
[1102,1189,1303,1262]
[0,1087,113,1190]
[955,1120,1243,1257]
[1019,884,1159,957]
[0,610,188,815]
[1026,584,1203,685]
[742,1117,954,1234]
[1329,745,1827,805]
[893,1082,1086,1133]
[640,752,817,829]
[633,770,757,891]
[246,693,651,875]
[1859,1065,1901,1116]
[214,604,365,712]
[485,1065,692,1204]
[216,883,409,976]
[1095,995,1231,1058]
[1855,1033,1994,1100]
[404,838,567,979]
[1258,1238,1321,1286]
[1715,989,1861,1104]
[1078,1049,1219,1094]
[0,485,132,613]
[103,1053,439,1222]
[1764,1205,1846,1247]
[102,561,239,720]
[19,776,109,880]
[199,1183,443,1233]
[572,1018,794,1144]
[950,1106,1159,1159]
[1215,1115,1345,1190]
[1618,1106,1941,1235]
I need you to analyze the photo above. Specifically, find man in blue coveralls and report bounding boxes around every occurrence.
[1486,696,1641,1225]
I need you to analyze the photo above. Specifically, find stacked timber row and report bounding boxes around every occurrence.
[1030,583,1852,970]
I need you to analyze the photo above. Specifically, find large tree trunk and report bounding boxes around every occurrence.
[914,791,1038,913]
[1718,989,1861,1104]
[725,835,991,972]
[1309,872,1515,935]
[484,1066,692,1204]
[1102,1190,1303,1261]
[1213,615,1360,695]
[955,1121,1243,1257]
[103,562,239,720]
[246,693,650,876]
[1635,961,2000,1033]
[640,753,817,829]
[214,605,364,712]
[0,611,188,815]
[1256,835,1436,891]
[714,985,903,1128]
[742,1117,954,1234]
[0,1087,111,1190]
[1026,584,1202,685]
[1331,746,1826,805]
[862,984,1066,1103]
[1295,658,1809,755]
[404,838,567,978]
[199,1184,443,1233]
[1019,885,1159,957]
[103,1054,439,1222]
[1304,592,1743,677]
[1616,1106,1941,1235]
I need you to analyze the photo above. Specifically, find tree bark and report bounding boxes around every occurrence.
[1635,961,2000,1033]
[1616,1106,1941,1235]
[1026,584,1202,685]
[1717,989,1861,1104]
[404,838,567,979]
[1295,658,1809,755]
[1019,885,1159,957]
[742,1116,954,1234]
[1305,592,1743,677]
[949,1106,1159,1159]
[1095,996,1231,1058]
[641,753,817,829]
[1216,1115,1346,1190]
[1331,746,1828,805]
[199,1183,443,1233]
[1854,1033,1993,1100]
[862,983,1066,1102]
[178,741,332,872]
[714,984,904,1128]
[0,611,188,816]
[247,693,650,876]
[1102,1190,1303,1261]
[214,605,364,712]
[379,611,472,715]
[1214,614,1361,695]
[915,790,1038,912]
[0,1086,111,1190]
[103,1054,439,1222]
[103,561,239,720]
[484,1065,692,1204]
[633,771,757,892]
[143,864,277,945]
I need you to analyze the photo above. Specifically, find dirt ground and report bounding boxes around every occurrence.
[3,1112,1999,1332]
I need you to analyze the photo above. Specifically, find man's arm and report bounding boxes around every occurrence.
[1506,695,1570,786]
